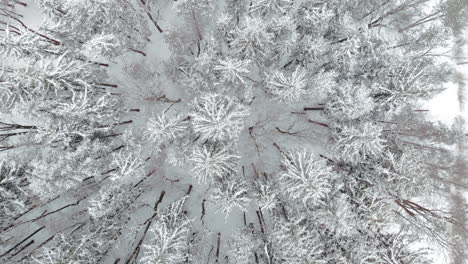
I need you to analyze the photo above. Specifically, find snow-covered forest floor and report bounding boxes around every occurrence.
[1,0,468,264]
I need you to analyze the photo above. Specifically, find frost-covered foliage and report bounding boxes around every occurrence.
[140,198,192,264]
[2,54,102,104]
[265,67,309,102]
[88,184,141,219]
[375,59,449,109]
[226,227,264,264]
[81,33,121,59]
[145,113,188,145]
[333,122,386,164]
[189,143,240,183]
[214,58,251,85]
[32,220,123,264]
[324,82,376,122]
[252,180,277,212]
[0,159,29,230]
[109,150,144,182]
[190,93,249,141]
[1,0,466,263]
[37,0,149,56]
[173,0,214,18]
[228,17,273,60]
[270,216,323,264]
[280,149,334,206]
[32,233,103,264]
[249,0,293,16]
[209,179,251,218]
[27,141,107,198]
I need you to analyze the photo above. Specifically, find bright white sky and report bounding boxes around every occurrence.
[425,29,468,126]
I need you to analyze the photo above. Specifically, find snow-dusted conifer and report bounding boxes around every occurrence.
[145,113,188,143]
[140,198,192,264]
[37,0,149,56]
[190,93,249,141]
[10,98,115,149]
[0,25,58,59]
[213,58,251,85]
[32,218,126,264]
[165,137,193,167]
[265,67,308,102]
[324,82,376,122]
[189,143,240,183]
[375,59,448,109]
[333,122,386,164]
[253,180,277,212]
[295,2,335,34]
[209,179,251,219]
[173,0,214,18]
[2,54,100,105]
[0,159,28,230]
[248,0,293,16]
[268,16,298,58]
[32,233,104,264]
[279,149,334,206]
[109,149,144,183]
[228,17,273,60]
[1,0,464,262]
[407,116,467,146]
[378,150,433,198]
[227,227,264,264]
[81,33,122,59]
[270,216,323,264]
[27,144,103,199]
[88,184,141,219]
[377,231,430,264]
[54,91,120,124]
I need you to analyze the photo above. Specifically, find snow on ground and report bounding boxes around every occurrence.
[1,1,467,263]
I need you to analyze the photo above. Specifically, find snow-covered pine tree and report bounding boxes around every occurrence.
[226,226,265,264]
[88,183,143,220]
[140,198,192,264]
[227,17,273,61]
[279,149,335,206]
[209,178,251,219]
[190,143,240,183]
[269,215,323,264]
[190,93,249,141]
[248,0,293,17]
[27,138,114,199]
[265,67,309,102]
[374,58,450,111]
[145,113,189,147]
[324,81,376,122]
[32,232,105,264]
[0,0,466,263]
[37,0,150,57]
[213,58,251,86]
[332,122,386,164]
[0,158,29,231]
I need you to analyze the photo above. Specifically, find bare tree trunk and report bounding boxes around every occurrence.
[307,119,329,128]
[0,226,44,258]
[12,0,27,7]
[398,10,444,32]
[303,107,324,111]
[128,48,147,56]
[215,232,221,263]
[5,13,61,45]
[125,191,165,264]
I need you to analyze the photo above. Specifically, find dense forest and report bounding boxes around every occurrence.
[1,0,468,263]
